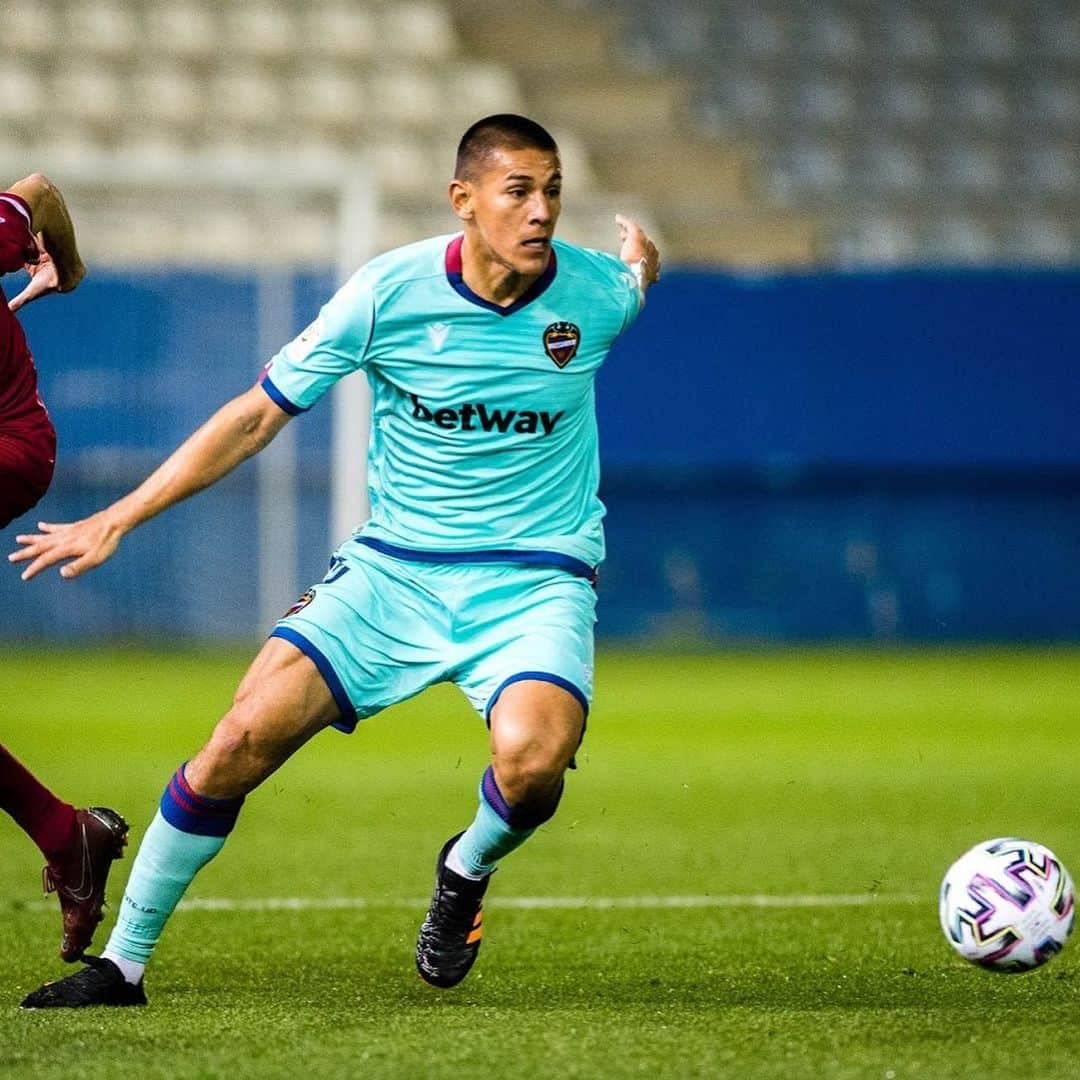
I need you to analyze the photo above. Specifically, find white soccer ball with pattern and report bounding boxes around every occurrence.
[939,837,1075,973]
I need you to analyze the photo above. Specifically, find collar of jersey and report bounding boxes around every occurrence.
[445,234,557,316]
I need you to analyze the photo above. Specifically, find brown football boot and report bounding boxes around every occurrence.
[42,807,129,962]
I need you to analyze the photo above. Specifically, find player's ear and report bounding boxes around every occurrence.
[449,178,475,222]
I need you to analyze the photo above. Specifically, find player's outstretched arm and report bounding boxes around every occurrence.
[615,214,661,300]
[6,173,86,312]
[8,385,291,581]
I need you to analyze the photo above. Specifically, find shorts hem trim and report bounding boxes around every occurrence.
[484,671,590,724]
[270,626,358,733]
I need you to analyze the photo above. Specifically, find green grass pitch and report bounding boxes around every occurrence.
[1,647,1079,1079]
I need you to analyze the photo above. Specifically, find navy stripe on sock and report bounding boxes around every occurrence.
[159,765,244,838]
[480,765,564,830]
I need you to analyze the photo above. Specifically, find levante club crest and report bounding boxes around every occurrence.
[543,322,581,368]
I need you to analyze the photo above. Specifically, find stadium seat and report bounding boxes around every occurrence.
[951,7,1019,62]
[207,66,285,127]
[0,62,46,121]
[1015,141,1080,198]
[832,212,919,266]
[369,139,441,198]
[301,6,378,60]
[221,4,299,60]
[3,3,58,56]
[790,73,858,130]
[854,139,929,198]
[1031,4,1080,59]
[63,1,139,57]
[999,211,1075,264]
[1020,75,1080,132]
[443,62,525,124]
[877,8,944,63]
[368,66,445,130]
[144,4,220,59]
[287,66,368,130]
[871,74,934,130]
[59,64,124,126]
[795,8,865,62]
[127,67,205,126]
[376,2,459,58]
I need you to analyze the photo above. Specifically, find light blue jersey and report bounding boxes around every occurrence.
[261,233,642,574]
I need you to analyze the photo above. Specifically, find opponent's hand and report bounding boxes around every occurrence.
[615,214,661,290]
[8,512,125,581]
[8,234,60,313]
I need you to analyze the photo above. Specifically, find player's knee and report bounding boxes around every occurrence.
[491,730,576,809]
[189,708,274,798]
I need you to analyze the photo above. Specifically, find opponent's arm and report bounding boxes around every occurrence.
[615,214,661,301]
[6,173,86,311]
[9,385,291,581]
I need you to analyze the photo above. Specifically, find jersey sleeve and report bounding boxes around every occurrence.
[0,193,37,275]
[581,246,644,336]
[617,262,645,333]
[259,266,376,415]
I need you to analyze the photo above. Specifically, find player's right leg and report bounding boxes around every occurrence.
[19,636,340,1009]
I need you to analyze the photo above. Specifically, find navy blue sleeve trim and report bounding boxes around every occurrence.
[356,537,596,582]
[269,627,357,733]
[259,374,308,416]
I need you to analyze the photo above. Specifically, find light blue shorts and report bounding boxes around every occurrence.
[271,541,596,733]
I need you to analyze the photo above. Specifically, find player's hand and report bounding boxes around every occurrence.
[615,214,661,290]
[0,226,38,277]
[8,512,125,581]
[7,234,61,313]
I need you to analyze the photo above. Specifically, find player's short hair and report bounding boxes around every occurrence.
[455,114,559,181]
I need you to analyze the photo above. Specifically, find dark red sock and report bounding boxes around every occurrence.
[0,744,77,861]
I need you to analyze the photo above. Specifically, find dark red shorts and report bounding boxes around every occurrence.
[0,419,56,529]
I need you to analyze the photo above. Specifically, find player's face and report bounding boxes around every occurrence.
[456,147,562,277]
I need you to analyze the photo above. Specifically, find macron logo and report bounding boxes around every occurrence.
[411,394,564,436]
[427,323,450,352]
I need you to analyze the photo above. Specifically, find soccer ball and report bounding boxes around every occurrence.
[939,837,1075,973]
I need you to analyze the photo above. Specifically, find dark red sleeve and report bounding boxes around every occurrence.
[0,193,37,275]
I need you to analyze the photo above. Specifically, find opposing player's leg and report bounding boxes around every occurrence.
[20,636,339,1009]
[416,679,585,988]
[0,744,129,962]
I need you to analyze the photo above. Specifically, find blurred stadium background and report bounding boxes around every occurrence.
[1,0,1078,645]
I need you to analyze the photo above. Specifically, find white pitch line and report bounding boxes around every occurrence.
[174,893,922,912]
[7,893,922,916]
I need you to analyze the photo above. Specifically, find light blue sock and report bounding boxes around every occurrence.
[104,810,226,964]
[452,794,535,878]
[104,765,243,968]
[450,766,564,878]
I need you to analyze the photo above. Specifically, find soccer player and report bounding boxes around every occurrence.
[1,172,84,527]
[1,174,129,962]
[12,115,661,1008]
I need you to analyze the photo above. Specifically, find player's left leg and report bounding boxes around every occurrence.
[416,562,594,988]
[416,680,584,988]
[455,679,584,875]
[0,744,129,961]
